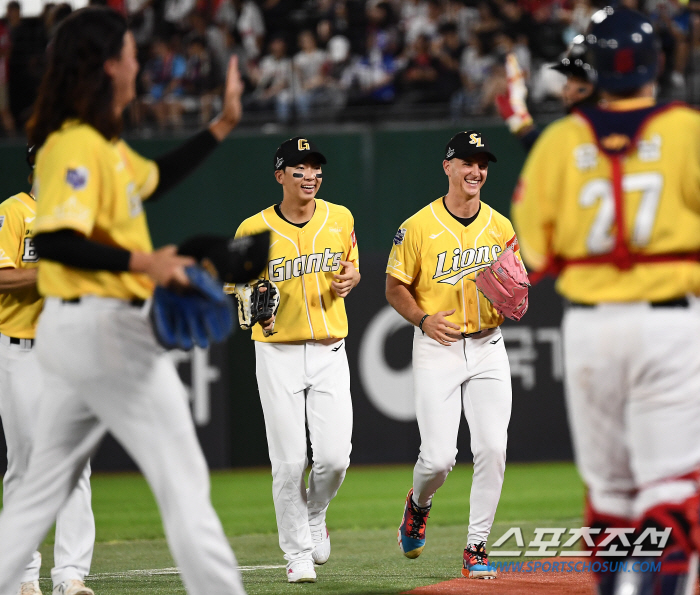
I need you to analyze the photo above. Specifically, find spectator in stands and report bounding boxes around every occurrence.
[650,0,690,89]
[444,0,479,43]
[470,1,503,48]
[141,37,187,129]
[396,33,441,104]
[292,29,329,120]
[367,2,401,55]
[223,26,251,91]
[528,1,567,62]
[316,34,353,115]
[341,30,398,106]
[245,36,293,121]
[179,35,222,125]
[236,0,266,59]
[0,16,14,135]
[405,0,444,45]
[498,0,533,40]
[451,33,496,116]
[7,1,46,128]
[162,0,197,36]
[187,11,228,78]
[432,22,464,101]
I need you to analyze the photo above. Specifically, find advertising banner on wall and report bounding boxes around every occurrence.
[343,254,572,464]
[0,255,572,472]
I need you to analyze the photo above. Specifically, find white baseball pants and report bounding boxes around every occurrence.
[0,339,94,586]
[411,327,512,546]
[0,297,245,595]
[255,340,353,562]
[563,300,700,519]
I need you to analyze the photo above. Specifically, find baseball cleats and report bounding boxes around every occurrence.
[51,580,94,595]
[311,524,331,565]
[286,559,317,583]
[398,488,430,559]
[19,581,42,595]
[462,542,497,579]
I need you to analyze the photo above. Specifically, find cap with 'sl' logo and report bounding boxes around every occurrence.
[444,131,497,162]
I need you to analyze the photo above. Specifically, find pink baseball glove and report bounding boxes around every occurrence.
[475,247,530,321]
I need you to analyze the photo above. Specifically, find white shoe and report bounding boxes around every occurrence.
[52,580,94,595]
[19,581,42,595]
[311,525,331,565]
[286,559,316,583]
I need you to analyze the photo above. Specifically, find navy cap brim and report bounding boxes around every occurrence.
[280,151,327,169]
[448,149,497,163]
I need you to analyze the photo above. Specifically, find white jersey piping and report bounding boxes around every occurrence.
[261,210,315,339]
[471,205,494,332]
[429,202,466,330]
[311,200,330,337]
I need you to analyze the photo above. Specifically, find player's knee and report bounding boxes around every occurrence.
[473,442,506,468]
[420,450,457,477]
[313,454,350,479]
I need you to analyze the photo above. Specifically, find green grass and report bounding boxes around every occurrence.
[15,462,584,594]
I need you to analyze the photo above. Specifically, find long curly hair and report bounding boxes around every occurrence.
[27,7,128,149]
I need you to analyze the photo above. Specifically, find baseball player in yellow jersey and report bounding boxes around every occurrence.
[388,130,525,579]
[512,7,700,594]
[234,137,360,583]
[0,8,248,595]
[0,165,95,595]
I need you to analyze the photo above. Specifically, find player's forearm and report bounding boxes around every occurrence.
[0,267,38,290]
[386,276,425,327]
[150,129,219,200]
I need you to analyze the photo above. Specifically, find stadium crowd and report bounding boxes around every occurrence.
[0,0,699,132]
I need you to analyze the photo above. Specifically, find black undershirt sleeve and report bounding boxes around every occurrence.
[34,230,132,272]
[149,128,220,201]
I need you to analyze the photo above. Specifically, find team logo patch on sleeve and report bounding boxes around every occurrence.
[65,167,89,191]
[0,215,4,230]
[506,234,520,253]
[393,228,406,245]
[351,229,357,248]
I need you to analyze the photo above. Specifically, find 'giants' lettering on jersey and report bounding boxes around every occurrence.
[433,244,503,284]
[269,248,343,282]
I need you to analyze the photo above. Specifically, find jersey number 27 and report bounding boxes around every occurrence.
[579,172,663,254]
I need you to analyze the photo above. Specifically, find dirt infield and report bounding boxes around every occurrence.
[404,557,596,595]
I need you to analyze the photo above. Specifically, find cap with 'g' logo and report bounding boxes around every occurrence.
[274,137,327,170]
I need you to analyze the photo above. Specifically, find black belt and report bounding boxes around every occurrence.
[461,329,494,339]
[569,297,689,309]
[62,297,146,308]
[9,337,34,347]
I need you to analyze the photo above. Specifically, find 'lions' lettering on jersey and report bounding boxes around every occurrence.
[433,245,503,284]
[513,101,700,303]
[387,197,523,334]
[235,199,359,343]
[0,192,42,338]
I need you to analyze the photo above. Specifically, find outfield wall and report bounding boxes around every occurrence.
[0,125,573,470]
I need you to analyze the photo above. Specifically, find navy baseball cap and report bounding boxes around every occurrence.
[445,131,497,163]
[274,137,327,170]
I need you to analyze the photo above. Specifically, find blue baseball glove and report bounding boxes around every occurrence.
[150,265,234,351]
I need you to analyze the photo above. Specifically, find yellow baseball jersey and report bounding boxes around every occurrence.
[387,197,522,334]
[33,120,159,300]
[235,199,359,343]
[0,192,42,339]
[512,99,700,303]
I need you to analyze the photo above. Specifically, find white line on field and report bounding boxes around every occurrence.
[85,565,285,579]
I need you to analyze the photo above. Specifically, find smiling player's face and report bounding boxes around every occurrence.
[445,156,489,199]
[277,160,323,203]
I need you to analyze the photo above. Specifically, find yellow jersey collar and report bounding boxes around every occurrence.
[433,196,484,236]
[601,97,656,112]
